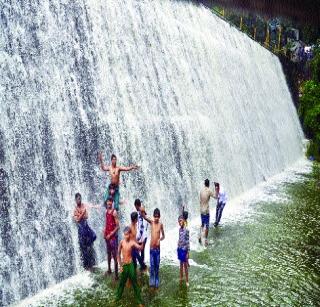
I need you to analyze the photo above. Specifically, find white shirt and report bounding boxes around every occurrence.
[217,186,227,204]
[136,211,148,243]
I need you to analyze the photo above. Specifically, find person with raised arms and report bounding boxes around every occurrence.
[98,152,139,211]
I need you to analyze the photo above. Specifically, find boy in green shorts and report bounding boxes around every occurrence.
[116,227,144,306]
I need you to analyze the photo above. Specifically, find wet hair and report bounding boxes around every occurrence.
[183,210,188,221]
[204,179,210,187]
[111,154,117,160]
[75,192,81,199]
[134,198,141,207]
[123,226,131,233]
[131,211,138,222]
[104,196,113,206]
[153,208,160,217]
[214,182,220,188]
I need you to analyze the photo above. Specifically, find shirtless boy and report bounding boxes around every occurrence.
[116,227,144,306]
[98,152,139,211]
[141,208,165,288]
[177,215,190,287]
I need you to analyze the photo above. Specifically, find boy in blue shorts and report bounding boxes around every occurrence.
[199,179,214,246]
[177,215,190,287]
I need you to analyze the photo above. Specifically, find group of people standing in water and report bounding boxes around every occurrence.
[73,153,227,306]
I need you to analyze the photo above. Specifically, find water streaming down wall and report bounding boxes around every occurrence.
[0,0,304,305]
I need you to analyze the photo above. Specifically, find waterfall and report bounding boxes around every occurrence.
[0,0,304,305]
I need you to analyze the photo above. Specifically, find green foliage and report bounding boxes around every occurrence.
[310,40,320,83]
[299,80,320,160]
[301,26,320,45]
[306,141,320,161]
[312,162,320,183]
[298,40,320,161]
[310,54,320,83]
[299,81,320,134]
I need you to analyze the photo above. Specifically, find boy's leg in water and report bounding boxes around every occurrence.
[217,202,226,225]
[154,249,160,288]
[107,251,112,273]
[116,263,130,301]
[135,248,146,270]
[132,249,138,269]
[215,202,219,226]
[184,262,189,285]
[205,215,209,238]
[132,247,145,270]
[199,215,203,243]
[128,262,143,305]
[179,262,183,283]
[141,238,147,263]
[149,249,155,287]
[112,242,118,279]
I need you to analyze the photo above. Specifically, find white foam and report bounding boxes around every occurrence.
[14,272,94,307]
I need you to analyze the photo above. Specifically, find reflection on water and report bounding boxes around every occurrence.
[196,0,320,25]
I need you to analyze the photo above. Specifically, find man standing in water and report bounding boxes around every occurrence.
[199,179,215,246]
[213,182,228,227]
[73,193,97,271]
[98,152,139,211]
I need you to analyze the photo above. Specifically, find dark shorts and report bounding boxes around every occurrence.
[104,184,120,211]
[106,238,118,255]
[201,214,210,229]
[177,248,188,263]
